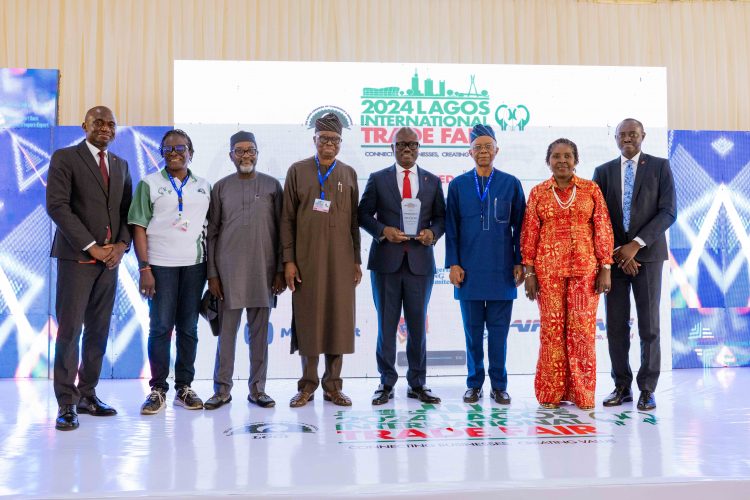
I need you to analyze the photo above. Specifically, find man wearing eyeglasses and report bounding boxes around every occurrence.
[358,127,446,405]
[281,113,362,408]
[445,124,526,405]
[203,131,285,410]
[46,106,133,430]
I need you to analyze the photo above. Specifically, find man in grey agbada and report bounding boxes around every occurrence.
[204,131,286,409]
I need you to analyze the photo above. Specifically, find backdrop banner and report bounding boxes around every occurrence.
[174,60,671,380]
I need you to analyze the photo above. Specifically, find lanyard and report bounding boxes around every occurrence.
[314,155,337,200]
[473,168,494,219]
[167,171,190,214]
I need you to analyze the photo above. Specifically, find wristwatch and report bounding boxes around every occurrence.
[602,264,612,270]
[139,260,150,270]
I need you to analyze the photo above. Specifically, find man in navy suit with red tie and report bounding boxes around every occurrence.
[46,106,133,430]
[593,118,676,411]
[358,127,446,405]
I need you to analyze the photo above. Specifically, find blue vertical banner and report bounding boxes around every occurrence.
[669,130,750,368]
[0,124,170,378]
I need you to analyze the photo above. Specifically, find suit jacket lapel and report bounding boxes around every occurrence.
[610,158,624,226]
[415,166,432,219]
[77,141,108,197]
[386,164,402,206]
[107,153,120,200]
[631,153,649,204]
[415,166,429,203]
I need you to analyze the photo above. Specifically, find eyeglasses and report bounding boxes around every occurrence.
[471,144,495,152]
[395,141,419,151]
[232,147,258,156]
[316,136,342,145]
[161,144,190,155]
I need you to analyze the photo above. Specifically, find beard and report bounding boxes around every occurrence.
[238,164,255,174]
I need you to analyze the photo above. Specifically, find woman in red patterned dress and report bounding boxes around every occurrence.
[520,139,614,410]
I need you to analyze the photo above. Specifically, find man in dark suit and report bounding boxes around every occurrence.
[358,127,446,405]
[46,106,133,430]
[593,118,676,411]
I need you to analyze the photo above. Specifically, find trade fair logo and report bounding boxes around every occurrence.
[225,421,318,438]
[495,104,530,131]
[360,70,530,149]
[335,404,657,449]
[305,106,354,130]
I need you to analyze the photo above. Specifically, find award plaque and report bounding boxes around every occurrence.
[401,198,421,237]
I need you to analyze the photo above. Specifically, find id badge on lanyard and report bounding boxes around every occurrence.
[167,172,191,231]
[313,156,336,214]
[474,169,494,231]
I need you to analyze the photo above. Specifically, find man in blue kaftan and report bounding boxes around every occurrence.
[445,124,526,404]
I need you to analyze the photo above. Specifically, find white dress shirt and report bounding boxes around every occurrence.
[396,164,420,198]
[82,141,109,251]
[85,140,109,175]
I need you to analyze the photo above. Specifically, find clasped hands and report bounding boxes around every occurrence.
[614,241,642,276]
[382,226,434,246]
[88,242,127,270]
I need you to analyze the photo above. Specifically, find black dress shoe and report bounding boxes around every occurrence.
[248,392,276,408]
[55,405,79,431]
[637,391,656,411]
[490,389,511,405]
[602,386,633,407]
[77,395,117,416]
[463,388,483,403]
[407,386,441,404]
[372,384,394,405]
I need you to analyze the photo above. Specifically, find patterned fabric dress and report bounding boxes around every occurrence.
[520,175,614,407]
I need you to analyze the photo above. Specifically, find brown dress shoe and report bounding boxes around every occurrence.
[289,390,314,408]
[323,391,352,406]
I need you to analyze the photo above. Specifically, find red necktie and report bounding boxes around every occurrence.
[402,170,412,199]
[98,151,109,190]
[98,151,112,244]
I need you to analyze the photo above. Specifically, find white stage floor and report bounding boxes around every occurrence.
[1,368,749,499]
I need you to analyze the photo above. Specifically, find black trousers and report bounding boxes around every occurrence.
[605,260,664,392]
[53,259,117,405]
[371,255,433,389]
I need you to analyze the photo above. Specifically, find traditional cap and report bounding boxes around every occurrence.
[470,124,496,142]
[230,131,256,148]
[315,113,343,135]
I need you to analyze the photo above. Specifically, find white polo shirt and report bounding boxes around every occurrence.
[128,169,211,266]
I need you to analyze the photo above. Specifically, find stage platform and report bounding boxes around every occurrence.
[1,368,748,499]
